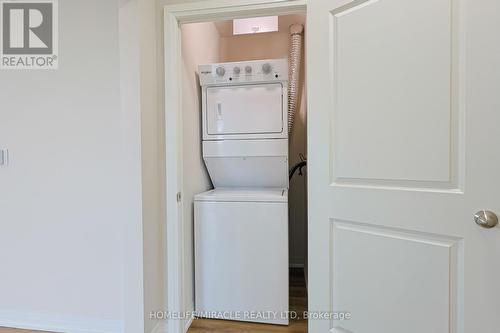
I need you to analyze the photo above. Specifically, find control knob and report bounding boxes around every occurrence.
[262,63,272,74]
[245,65,252,74]
[215,66,225,77]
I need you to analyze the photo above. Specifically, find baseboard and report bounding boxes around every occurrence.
[184,317,193,333]
[151,321,167,333]
[0,310,122,333]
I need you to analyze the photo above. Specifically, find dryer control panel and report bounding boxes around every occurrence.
[199,58,288,86]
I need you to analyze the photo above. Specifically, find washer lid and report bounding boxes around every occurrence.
[194,188,287,203]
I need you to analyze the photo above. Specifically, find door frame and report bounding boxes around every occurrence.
[163,1,307,333]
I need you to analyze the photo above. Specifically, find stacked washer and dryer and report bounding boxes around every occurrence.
[194,58,289,325]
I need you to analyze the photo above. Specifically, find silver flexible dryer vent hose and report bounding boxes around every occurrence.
[288,24,304,134]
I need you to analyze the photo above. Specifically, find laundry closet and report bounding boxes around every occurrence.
[180,14,307,327]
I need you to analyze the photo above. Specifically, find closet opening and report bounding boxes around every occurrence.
[177,11,307,333]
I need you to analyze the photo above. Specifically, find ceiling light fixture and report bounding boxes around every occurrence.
[233,16,278,35]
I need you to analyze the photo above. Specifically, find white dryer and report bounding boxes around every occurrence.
[199,58,289,188]
[200,58,288,141]
[195,59,289,325]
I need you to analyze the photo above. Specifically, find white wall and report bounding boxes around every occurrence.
[119,0,145,332]
[180,21,220,319]
[219,15,308,267]
[0,0,144,332]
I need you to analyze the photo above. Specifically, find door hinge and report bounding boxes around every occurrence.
[176,192,182,202]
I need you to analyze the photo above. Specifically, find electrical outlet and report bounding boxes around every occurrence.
[0,149,8,166]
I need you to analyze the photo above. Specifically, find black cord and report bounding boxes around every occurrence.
[289,160,307,181]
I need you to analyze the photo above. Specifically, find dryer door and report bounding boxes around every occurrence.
[205,83,284,137]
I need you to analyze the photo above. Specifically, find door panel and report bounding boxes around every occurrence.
[308,0,500,332]
[331,0,458,187]
[331,220,461,333]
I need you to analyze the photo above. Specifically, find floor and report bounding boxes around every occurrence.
[0,269,307,333]
[187,268,308,333]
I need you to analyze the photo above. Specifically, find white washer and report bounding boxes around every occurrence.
[194,188,288,325]
[195,59,289,325]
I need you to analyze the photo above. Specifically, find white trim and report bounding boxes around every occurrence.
[163,2,307,333]
[184,317,194,333]
[164,8,183,333]
[164,0,307,23]
[0,311,122,333]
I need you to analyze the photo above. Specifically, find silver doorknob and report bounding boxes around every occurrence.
[474,210,498,229]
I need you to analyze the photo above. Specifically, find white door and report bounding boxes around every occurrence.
[308,0,500,332]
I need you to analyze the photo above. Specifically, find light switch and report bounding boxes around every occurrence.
[0,149,8,166]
